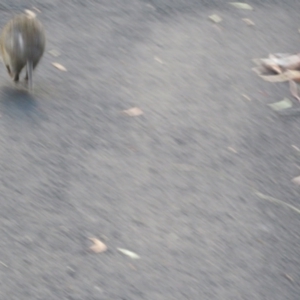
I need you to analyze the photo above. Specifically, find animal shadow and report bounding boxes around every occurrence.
[0,85,38,112]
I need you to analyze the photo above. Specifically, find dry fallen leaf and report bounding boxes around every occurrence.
[228,147,238,153]
[242,18,255,26]
[253,69,300,83]
[268,98,293,111]
[230,2,253,10]
[267,54,300,71]
[24,9,36,18]
[0,261,8,268]
[117,248,140,259]
[123,107,143,117]
[209,14,222,23]
[292,176,300,185]
[255,192,300,214]
[89,238,107,253]
[253,54,300,76]
[52,62,67,71]
[283,273,294,283]
[242,94,251,101]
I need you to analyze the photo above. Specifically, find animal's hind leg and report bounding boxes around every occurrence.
[25,61,33,90]
[13,73,19,82]
[12,67,23,82]
[6,65,11,76]
[5,65,18,82]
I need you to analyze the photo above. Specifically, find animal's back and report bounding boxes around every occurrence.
[0,14,46,89]
[1,15,45,67]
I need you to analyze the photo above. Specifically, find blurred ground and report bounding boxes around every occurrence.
[0,0,300,299]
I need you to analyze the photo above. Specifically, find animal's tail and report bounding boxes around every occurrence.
[26,60,33,90]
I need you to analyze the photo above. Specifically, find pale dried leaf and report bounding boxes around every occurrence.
[283,273,294,283]
[228,147,238,153]
[24,9,36,18]
[230,2,253,10]
[280,70,300,82]
[268,98,293,111]
[263,54,300,71]
[52,62,67,71]
[0,261,8,268]
[292,145,300,152]
[254,70,300,83]
[292,176,300,185]
[117,248,140,259]
[123,107,143,117]
[209,14,222,23]
[89,238,107,253]
[242,18,255,26]
[253,53,300,74]
[257,73,285,82]
[256,60,282,74]
[255,192,300,214]
[242,94,251,101]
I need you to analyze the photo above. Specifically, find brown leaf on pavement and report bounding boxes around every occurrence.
[89,238,107,253]
[52,62,67,71]
[123,107,143,117]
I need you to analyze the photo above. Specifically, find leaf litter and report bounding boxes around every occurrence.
[255,192,300,214]
[253,53,300,102]
[89,238,107,253]
[268,98,293,111]
[242,94,251,101]
[123,107,143,117]
[283,273,294,283]
[292,145,300,152]
[117,248,140,259]
[209,14,222,23]
[52,62,67,71]
[24,9,36,18]
[154,56,164,64]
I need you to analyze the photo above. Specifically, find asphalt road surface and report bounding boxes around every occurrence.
[0,0,300,299]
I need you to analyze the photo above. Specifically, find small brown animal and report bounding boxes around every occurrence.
[0,14,46,90]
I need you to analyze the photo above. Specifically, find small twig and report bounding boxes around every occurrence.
[242,94,251,101]
[228,147,238,153]
[255,192,300,214]
[283,273,294,283]
[0,261,8,268]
